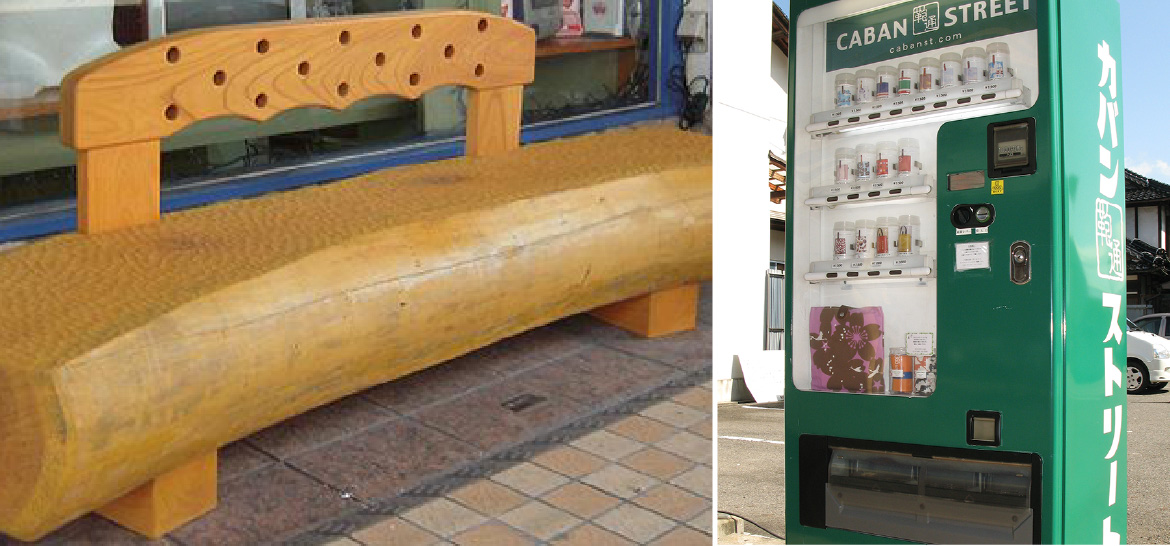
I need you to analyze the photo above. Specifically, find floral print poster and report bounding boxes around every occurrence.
[809,306,885,393]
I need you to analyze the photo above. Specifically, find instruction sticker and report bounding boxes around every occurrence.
[956,241,991,271]
[992,179,1004,195]
[906,333,935,356]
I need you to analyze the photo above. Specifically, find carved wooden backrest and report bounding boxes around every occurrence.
[59,11,535,233]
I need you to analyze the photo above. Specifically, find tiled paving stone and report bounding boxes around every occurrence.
[525,346,680,406]
[490,462,569,497]
[361,353,504,415]
[548,523,636,546]
[169,465,354,546]
[247,395,394,459]
[287,416,478,501]
[657,430,714,464]
[468,323,593,376]
[497,501,581,540]
[218,440,277,484]
[530,445,608,478]
[648,525,712,545]
[640,401,709,429]
[580,465,660,499]
[593,503,677,543]
[451,522,537,545]
[29,515,177,546]
[670,465,714,499]
[632,484,710,522]
[447,480,528,517]
[607,415,678,444]
[541,483,623,519]
[351,517,441,546]
[620,447,693,481]
[570,430,645,462]
[401,498,487,539]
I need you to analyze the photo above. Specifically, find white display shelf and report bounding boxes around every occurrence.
[805,175,932,207]
[805,254,934,283]
[806,77,1029,136]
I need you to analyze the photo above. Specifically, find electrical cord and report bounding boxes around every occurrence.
[717,510,785,541]
[671,0,708,131]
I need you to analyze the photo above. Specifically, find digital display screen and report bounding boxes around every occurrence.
[992,123,1030,168]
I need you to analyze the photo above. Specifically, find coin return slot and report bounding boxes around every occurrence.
[827,196,839,202]
[981,93,996,100]
[869,113,881,119]
[912,105,925,112]
[867,271,880,276]
[890,189,902,194]
[847,194,859,200]
[829,120,840,126]
[957,97,971,104]
[827,272,838,278]
[846,272,859,277]
[890,109,902,115]
[868,191,881,197]
[890,269,902,275]
[934,101,947,108]
[848,116,860,122]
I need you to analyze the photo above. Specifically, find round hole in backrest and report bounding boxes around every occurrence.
[412,25,423,39]
[257,39,270,54]
[409,73,420,86]
[444,44,455,59]
[474,64,485,77]
[164,104,179,120]
[338,82,350,97]
[213,70,227,86]
[375,52,386,67]
[478,18,488,32]
[298,62,311,76]
[339,30,351,44]
[166,46,181,64]
[255,93,268,108]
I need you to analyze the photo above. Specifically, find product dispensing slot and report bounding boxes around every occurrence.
[822,447,1036,544]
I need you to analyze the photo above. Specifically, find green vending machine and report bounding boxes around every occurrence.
[784,0,1126,543]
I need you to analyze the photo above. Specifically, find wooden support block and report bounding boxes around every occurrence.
[466,85,523,158]
[77,140,161,234]
[591,283,700,338]
[97,452,217,539]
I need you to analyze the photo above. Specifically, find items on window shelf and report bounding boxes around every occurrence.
[855,68,876,104]
[919,57,940,92]
[809,306,885,393]
[835,72,856,107]
[897,62,916,96]
[875,65,896,99]
[940,52,962,87]
[896,215,921,256]
[556,0,584,37]
[963,46,988,83]
[889,348,912,394]
[514,0,564,39]
[582,0,626,37]
[913,354,937,396]
[987,42,1011,80]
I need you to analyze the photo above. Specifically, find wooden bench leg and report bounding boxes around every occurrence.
[590,283,700,338]
[97,451,217,538]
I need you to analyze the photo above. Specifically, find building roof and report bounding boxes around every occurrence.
[1126,168,1170,204]
[772,4,789,55]
[1129,237,1170,276]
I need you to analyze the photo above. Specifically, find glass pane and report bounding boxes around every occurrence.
[0,0,657,227]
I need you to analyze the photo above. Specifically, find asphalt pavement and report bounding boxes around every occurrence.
[717,387,1170,544]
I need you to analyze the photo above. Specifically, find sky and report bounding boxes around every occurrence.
[771,0,1169,181]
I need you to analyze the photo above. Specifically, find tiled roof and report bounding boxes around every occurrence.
[1126,169,1170,204]
[1129,237,1170,276]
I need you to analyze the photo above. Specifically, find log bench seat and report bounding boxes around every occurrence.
[0,10,711,543]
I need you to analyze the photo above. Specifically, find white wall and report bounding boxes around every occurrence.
[1136,206,1162,247]
[769,228,786,262]
[713,0,788,402]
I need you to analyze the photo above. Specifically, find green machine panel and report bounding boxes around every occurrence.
[784,0,1125,543]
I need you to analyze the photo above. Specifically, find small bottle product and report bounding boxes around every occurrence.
[897,137,920,177]
[918,57,941,92]
[855,219,876,259]
[940,52,961,88]
[897,61,918,95]
[833,221,855,260]
[834,147,855,183]
[876,65,897,99]
[963,46,987,83]
[855,68,877,103]
[835,72,856,107]
[875,141,897,179]
[897,214,921,256]
[987,42,1010,79]
[875,217,894,258]
[855,143,876,181]
[889,348,913,394]
[912,355,937,396]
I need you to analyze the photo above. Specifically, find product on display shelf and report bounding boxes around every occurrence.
[833,221,855,260]
[582,0,626,37]
[963,46,987,83]
[896,61,917,95]
[875,65,897,99]
[897,137,920,176]
[855,68,876,104]
[896,214,921,256]
[855,143,876,181]
[809,306,885,393]
[855,219,876,259]
[987,42,1010,79]
[556,0,583,37]
[913,355,937,396]
[876,217,894,258]
[834,72,856,107]
[889,347,912,394]
[918,57,940,92]
[834,147,855,183]
[876,141,897,178]
[940,52,961,88]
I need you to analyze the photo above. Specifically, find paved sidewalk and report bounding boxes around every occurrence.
[16,286,712,546]
[311,379,713,545]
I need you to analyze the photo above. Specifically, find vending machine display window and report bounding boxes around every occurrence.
[790,0,1038,398]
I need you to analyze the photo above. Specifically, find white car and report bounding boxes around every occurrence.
[1127,318,1170,393]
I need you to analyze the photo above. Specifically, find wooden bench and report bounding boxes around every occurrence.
[0,11,711,541]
